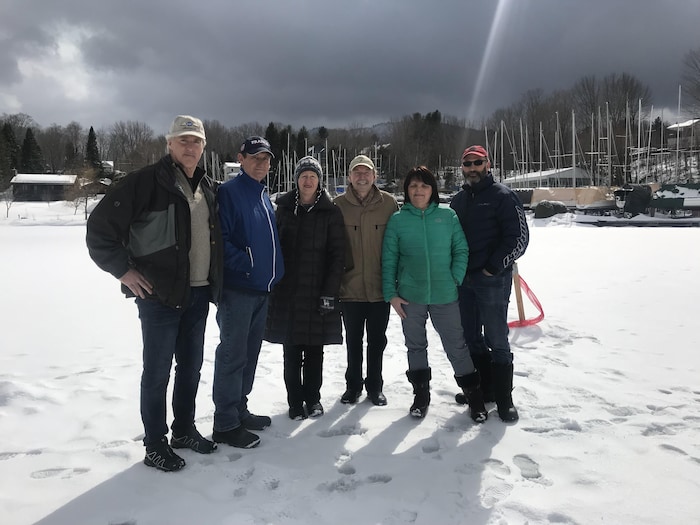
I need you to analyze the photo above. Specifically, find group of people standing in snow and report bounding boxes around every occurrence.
[86,115,529,472]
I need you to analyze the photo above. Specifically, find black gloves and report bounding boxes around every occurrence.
[318,296,336,316]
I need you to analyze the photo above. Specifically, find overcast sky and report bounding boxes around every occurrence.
[1,0,699,135]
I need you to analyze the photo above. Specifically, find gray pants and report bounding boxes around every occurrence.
[401,300,475,376]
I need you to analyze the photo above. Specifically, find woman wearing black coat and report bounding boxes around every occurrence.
[264,156,346,420]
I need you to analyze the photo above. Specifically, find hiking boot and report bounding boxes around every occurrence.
[307,402,324,418]
[144,438,186,472]
[367,391,387,406]
[241,413,271,431]
[406,368,431,419]
[212,427,260,449]
[340,389,361,404]
[289,405,307,421]
[170,426,217,454]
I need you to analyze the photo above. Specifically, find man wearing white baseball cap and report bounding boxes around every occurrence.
[87,115,223,471]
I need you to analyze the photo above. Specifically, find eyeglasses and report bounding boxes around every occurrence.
[462,159,486,167]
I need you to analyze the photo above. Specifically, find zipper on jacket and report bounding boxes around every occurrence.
[421,209,431,300]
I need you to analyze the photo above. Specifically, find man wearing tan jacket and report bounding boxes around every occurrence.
[334,155,398,406]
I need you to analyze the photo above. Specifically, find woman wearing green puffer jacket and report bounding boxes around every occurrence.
[382,166,487,423]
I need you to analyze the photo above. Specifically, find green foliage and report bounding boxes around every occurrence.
[264,122,281,159]
[20,128,44,173]
[0,123,20,190]
[85,126,101,170]
[295,126,309,159]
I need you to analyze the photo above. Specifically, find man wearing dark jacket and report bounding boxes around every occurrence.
[450,145,529,422]
[86,115,223,471]
[212,136,284,449]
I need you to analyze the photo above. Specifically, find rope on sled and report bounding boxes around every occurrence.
[508,269,544,328]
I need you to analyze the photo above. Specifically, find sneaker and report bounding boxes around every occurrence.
[212,427,260,449]
[241,413,272,431]
[307,402,324,418]
[340,389,361,404]
[144,438,186,472]
[289,405,307,420]
[170,426,217,454]
[367,391,387,406]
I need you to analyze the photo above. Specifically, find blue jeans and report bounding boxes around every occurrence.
[341,301,390,393]
[213,287,269,432]
[136,286,210,447]
[401,301,475,376]
[458,268,513,365]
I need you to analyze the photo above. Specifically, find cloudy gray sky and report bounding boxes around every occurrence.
[1,0,699,134]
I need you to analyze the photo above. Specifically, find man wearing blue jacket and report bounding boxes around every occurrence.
[212,136,284,448]
[450,145,529,422]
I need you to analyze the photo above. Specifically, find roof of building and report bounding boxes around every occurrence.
[10,174,78,185]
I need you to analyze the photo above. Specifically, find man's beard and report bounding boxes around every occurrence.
[464,171,484,186]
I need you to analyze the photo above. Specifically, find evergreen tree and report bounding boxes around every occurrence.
[85,126,101,170]
[264,122,281,160]
[20,128,44,173]
[0,123,20,188]
[295,126,309,160]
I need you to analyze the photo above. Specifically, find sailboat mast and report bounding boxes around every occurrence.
[572,110,576,189]
[676,85,681,180]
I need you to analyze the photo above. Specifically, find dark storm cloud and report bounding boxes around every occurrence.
[1,0,698,133]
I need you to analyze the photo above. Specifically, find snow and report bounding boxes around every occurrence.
[2,200,700,525]
[9,174,78,185]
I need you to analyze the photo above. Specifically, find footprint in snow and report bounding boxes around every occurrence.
[30,467,90,479]
[420,437,440,454]
[513,454,542,479]
[659,444,687,455]
[317,473,391,493]
[317,425,367,438]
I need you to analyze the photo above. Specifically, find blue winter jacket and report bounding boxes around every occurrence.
[450,173,528,277]
[218,170,284,292]
[382,201,468,305]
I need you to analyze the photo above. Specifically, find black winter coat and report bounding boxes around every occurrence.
[86,155,223,309]
[264,189,345,345]
[450,173,529,276]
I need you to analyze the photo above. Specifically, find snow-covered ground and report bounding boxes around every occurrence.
[1,200,699,525]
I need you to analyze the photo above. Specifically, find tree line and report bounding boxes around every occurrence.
[2,46,699,193]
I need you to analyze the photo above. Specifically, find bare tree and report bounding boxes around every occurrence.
[2,187,14,218]
[107,120,155,172]
[572,76,600,122]
[0,113,36,140]
[682,46,700,113]
[37,124,66,173]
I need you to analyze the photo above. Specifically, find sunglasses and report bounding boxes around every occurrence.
[462,159,486,167]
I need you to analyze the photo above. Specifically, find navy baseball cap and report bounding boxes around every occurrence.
[240,136,274,157]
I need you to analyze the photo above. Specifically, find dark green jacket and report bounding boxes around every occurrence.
[86,155,223,309]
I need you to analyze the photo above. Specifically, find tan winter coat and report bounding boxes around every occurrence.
[334,185,399,302]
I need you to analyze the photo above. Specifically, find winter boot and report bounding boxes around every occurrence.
[406,368,431,418]
[455,352,494,404]
[455,371,488,423]
[492,362,519,422]
[474,353,494,402]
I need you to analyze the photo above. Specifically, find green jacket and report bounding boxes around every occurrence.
[382,201,468,305]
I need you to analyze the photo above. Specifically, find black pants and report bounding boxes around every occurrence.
[341,301,390,393]
[283,344,323,408]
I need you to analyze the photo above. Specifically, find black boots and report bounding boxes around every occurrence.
[473,353,494,402]
[493,363,519,422]
[455,352,494,404]
[455,371,488,423]
[406,368,431,418]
